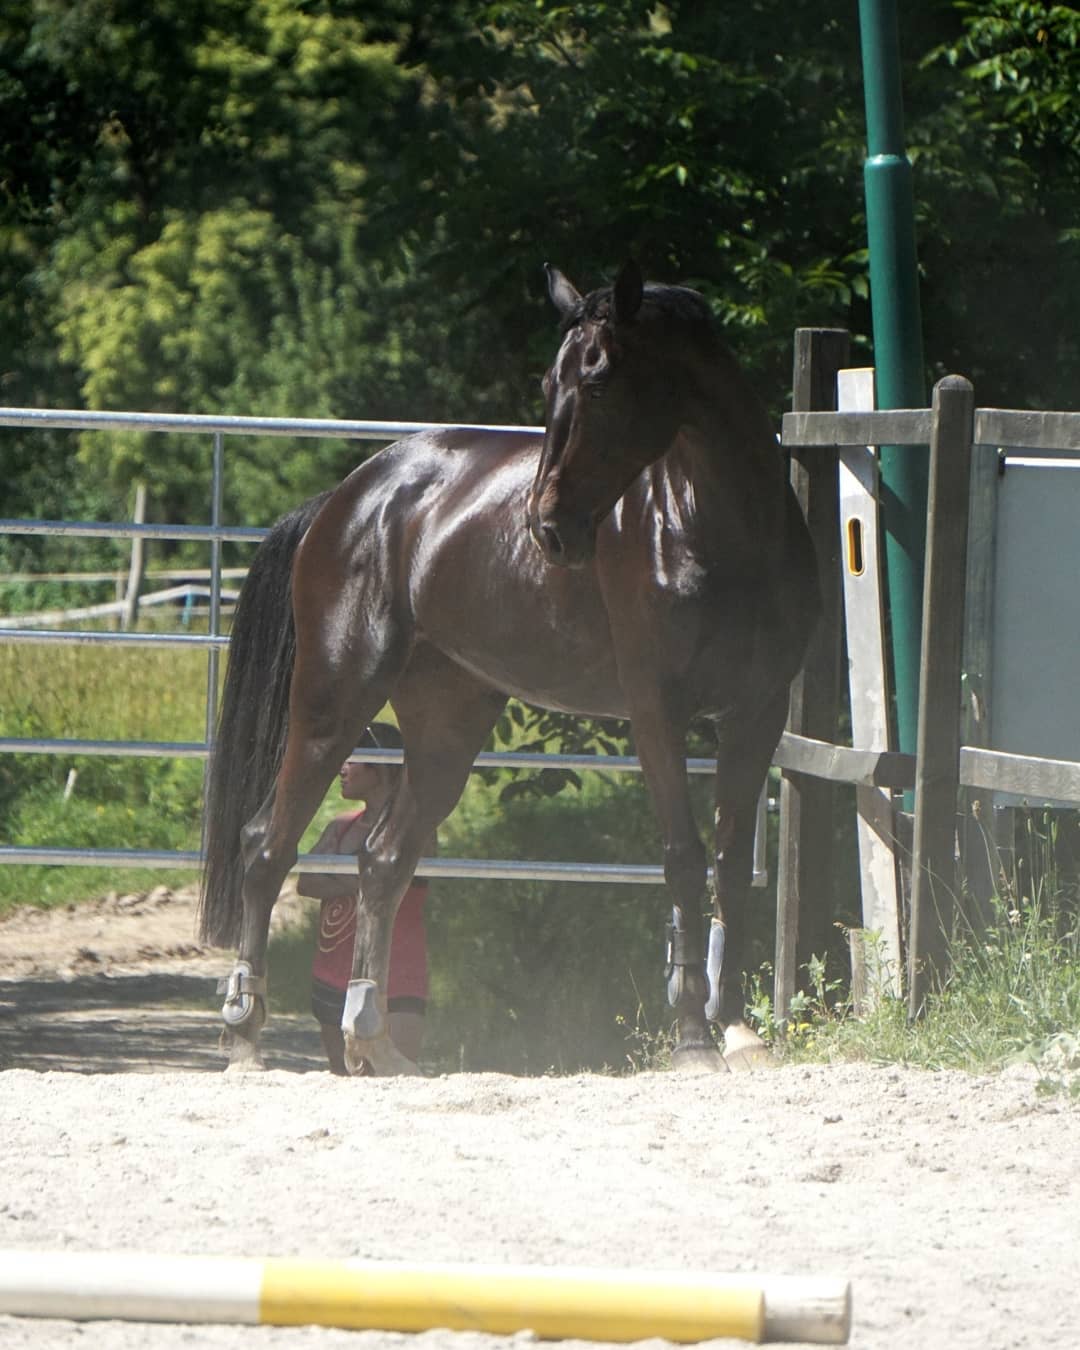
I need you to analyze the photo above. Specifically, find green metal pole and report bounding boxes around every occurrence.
[857,0,927,782]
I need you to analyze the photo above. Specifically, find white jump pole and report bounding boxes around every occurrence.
[0,1253,851,1344]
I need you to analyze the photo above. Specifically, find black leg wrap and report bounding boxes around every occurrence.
[665,911,706,1008]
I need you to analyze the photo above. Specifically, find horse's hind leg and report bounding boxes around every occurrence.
[343,648,506,1076]
[224,639,407,1071]
[711,688,790,1071]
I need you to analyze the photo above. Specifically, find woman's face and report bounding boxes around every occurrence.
[339,759,386,801]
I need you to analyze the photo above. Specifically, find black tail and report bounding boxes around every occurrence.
[197,490,333,948]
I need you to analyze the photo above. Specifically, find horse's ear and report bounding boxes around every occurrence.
[613,259,644,323]
[545,264,581,319]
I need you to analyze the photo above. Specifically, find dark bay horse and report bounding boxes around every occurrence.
[199,260,819,1074]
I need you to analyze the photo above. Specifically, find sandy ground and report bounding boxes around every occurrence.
[0,887,1078,1350]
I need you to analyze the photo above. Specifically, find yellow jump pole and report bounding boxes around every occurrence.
[0,1253,852,1344]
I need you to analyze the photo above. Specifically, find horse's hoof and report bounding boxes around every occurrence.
[346,1032,421,1077]
[219,1027,266,1073]
[223,1042,267,1073]
[224,1055,267,1075]
[723,1022,772,1072]
[672,1042,729,1074]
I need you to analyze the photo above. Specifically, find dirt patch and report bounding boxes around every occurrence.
[0,880,309,983]
[0,889,1078,1350]
[0,883,322,1074]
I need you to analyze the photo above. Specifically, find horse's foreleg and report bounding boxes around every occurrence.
[343,656,507,1076]
[712,690,790,1071]
[341,882,421,1078]
[663,838,722,1072]
[633,710,725,1073]
[339,807,420,1077]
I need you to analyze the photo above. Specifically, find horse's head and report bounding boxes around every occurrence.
[527,259,698,568]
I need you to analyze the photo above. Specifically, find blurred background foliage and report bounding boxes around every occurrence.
[4,0,1079,543]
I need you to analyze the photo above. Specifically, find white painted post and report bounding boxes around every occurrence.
[837,369,903,1004]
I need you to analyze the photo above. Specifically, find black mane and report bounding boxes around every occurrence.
[561,280,716,341]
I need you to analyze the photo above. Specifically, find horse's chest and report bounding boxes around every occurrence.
[650,545,711,603]
[608,533,770,703]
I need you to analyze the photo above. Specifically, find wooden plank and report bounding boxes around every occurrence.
[959,746,1080,804]
[774,328,848,1028]
[773,733,913,789]
[974,408,1080,453]
[908,377,975,1017]
[782,408,932,449]
[958,444,1001,926]
[836,369,903,1000]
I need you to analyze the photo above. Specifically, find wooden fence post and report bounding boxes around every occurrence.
[121,482,147,632]
[774,329,848,1025]
[908,376,975,1017]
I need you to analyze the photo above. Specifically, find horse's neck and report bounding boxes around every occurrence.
[663,395,786,557]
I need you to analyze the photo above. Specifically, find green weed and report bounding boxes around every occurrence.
[747,888,1080,1081]
[617,971,675,1073]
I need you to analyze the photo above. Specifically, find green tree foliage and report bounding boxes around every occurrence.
[379,0,871,404]
[914,2,1080,404]
[6,1,1079,515]
[2,0,439,533]
[388,0,1080,409]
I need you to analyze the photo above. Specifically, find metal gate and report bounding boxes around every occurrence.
[0,407,758,889]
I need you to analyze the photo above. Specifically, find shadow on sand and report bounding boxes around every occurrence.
[0,969,325,1075]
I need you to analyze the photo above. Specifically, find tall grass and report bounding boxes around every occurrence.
[751,817,1080,1090]
[0,628,210,911]
[0,625,353,914]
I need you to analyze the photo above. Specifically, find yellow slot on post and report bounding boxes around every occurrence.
[846,516,865,576]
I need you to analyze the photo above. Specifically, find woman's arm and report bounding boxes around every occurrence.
[296,818,361,901]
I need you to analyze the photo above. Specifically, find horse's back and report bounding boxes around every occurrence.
[333,428,539,521]
[297,428,539,570]
[292,429,625,713]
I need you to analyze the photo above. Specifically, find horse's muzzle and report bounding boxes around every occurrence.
[528,511,595,569]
